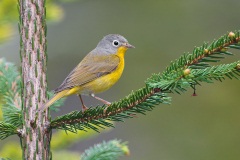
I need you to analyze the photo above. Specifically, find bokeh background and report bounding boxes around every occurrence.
[1,0,240,159]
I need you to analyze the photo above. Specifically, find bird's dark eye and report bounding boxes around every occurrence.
[112,40,119,47]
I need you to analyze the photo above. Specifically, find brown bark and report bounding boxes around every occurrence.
[19,0,50,159]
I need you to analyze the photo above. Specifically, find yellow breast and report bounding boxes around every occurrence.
[81,46,127,94]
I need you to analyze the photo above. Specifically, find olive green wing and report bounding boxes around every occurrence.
[54,54,120,93]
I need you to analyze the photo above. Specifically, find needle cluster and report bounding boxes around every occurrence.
[0,31,240,138]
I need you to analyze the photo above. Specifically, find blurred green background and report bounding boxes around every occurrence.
[1,0,240,159]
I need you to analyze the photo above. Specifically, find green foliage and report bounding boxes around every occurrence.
[0,58,22,128]
[0,121,18,140]
[147,61,240,93]
[0,58,21,99]
[146,31,240,93]
[51,31,240,134]
[162,31,239,75]
[2,105,21,127]
[191,61,240,82]
[80,140,129,160]
[51,88,170,132]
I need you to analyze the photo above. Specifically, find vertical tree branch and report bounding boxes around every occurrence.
[19,0,50,159]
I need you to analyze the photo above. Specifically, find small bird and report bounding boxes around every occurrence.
[39,34,134,112]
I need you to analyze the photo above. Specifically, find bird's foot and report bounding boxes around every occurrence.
[103,103,111,114]
[82,105,88,112]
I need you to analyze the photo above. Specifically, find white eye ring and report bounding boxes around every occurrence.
[112,40,120,47]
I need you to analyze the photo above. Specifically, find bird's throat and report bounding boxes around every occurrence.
[116,46,128,58]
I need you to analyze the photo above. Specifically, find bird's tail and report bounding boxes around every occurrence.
[38,90,69,112]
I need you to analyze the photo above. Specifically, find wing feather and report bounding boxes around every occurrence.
[54,53,120,93]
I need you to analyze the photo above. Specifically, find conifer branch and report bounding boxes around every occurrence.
[2,105,21,127]
[163,31,240,75]
[0,58,22,126]
[80,139,129,160]
[0,121,19,140]
[191,61,240,82]
[51,88,170,132]
[147,31,240,93]
[51,31,240,133]
[147,61,240,93]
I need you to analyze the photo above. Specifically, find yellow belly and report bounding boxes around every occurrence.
[66,47,126,95]
[83,62,124,94]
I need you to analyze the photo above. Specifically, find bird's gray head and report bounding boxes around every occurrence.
[94,34,134,54]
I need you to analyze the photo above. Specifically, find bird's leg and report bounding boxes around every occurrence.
[90,93,111,105]
[78,94,88,112]
[90,93,111,113]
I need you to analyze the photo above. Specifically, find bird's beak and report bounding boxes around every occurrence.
[123,43,135,48]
